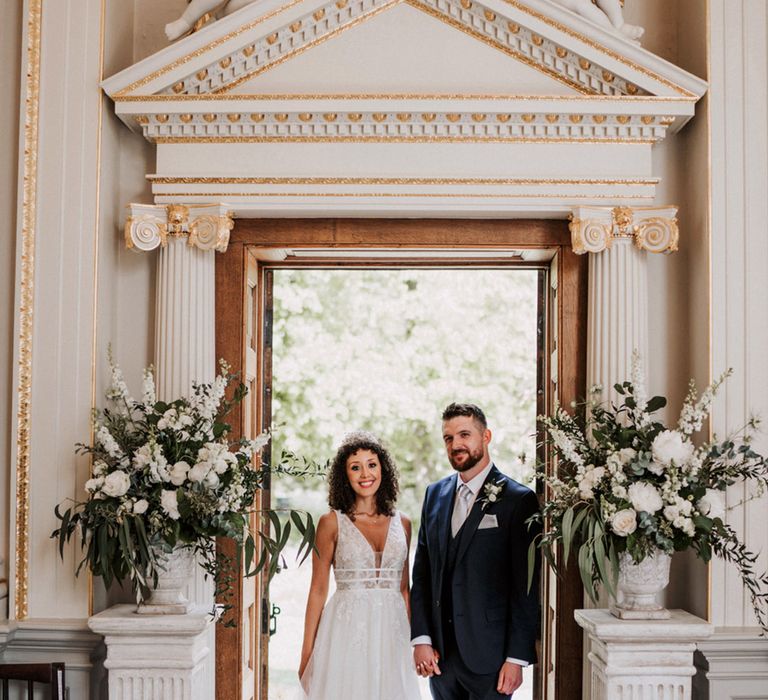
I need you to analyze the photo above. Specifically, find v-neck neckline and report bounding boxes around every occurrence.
[344,512,395,560]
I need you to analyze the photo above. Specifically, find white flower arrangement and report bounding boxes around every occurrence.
[53,354,316,617]
[529,353,768,630]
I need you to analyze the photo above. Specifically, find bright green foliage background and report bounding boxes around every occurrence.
[270,268,540,524]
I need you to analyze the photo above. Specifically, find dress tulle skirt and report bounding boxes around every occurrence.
[300,588,421,700]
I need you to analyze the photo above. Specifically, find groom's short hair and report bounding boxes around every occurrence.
[442,402,487,429]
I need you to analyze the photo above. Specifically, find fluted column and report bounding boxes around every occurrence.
[571,205,679,401]
[571,205,679,699]
[109,202,233,699]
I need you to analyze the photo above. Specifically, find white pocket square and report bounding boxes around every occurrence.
[478,514,498,529]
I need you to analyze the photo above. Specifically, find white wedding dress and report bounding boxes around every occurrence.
[301,510,421,700]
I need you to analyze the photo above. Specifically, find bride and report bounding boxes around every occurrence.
[299,432,421,699]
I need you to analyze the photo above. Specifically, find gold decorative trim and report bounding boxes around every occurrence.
[89,0,108,618]
[151,135,657,144]
[155,191,654,199]
[14,0,43,622]
[113,93,696,103]
[500,0,696,97]
[148,176,659,186]
[115,0,308,96]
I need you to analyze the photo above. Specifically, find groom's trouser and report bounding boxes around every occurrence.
[429,620,511,700]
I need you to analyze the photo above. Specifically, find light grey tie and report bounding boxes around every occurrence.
[451,483,473,537]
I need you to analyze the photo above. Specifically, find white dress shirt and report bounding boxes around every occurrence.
[411,462,530,668]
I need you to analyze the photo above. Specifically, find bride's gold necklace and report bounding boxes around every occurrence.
[352,510,381,519]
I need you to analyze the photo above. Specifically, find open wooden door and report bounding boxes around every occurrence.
[543,249,589,700]
[215,242,271,700]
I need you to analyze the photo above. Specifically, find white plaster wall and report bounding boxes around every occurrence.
[5,0,154,626]
[709,0,768,631]
[97,0,157,613]
[645,0,711,621]
[0,0,23,619]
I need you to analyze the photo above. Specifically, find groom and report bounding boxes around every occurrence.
[411,403,540,699]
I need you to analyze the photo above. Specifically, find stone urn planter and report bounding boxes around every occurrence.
[610,548,672,619]
[136,546,195,615]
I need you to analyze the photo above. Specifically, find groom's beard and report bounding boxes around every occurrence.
[448,446,483,472]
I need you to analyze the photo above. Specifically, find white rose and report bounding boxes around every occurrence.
[101,470,131,498]
[188,462,210,483]
[697,489,725,520]
[628,482,663,513]
[204,470,220,488]
[169,461,191,486]
[85,477,104,494]
[610,509,638,536]
[133,498,149,514]
[652,430,694,467]
[663,504,679,522]
[618,448,637,465]
[160,489,180,520]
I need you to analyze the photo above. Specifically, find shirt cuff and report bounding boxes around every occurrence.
[411,635,433,647]
[505,657,530,667]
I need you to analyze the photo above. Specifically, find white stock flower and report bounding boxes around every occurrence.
[102,470,131,498]
[106,363,131,403]
[577,466,605,500]
[92,460,109,477]
[169,461,191,486]
[628,482,663,513]
[96,426,123,459]
[133,498,149,514]
[697,489,725,520]
[610,509,638,536]
[157,408,194,432]
[141,367,156,406]
[85,477,104,494]
[160,489,180,520]
[652,430,694,468]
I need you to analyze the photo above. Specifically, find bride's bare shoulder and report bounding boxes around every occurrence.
[317,510,339,534]
[399,512,412,537]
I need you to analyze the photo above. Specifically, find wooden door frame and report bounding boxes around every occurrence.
[214,218,587,700]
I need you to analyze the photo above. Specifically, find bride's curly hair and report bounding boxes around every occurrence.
[328,431,399,519]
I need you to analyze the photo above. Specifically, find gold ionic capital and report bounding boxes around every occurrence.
[124,203,233,253]
[570,205,678,255]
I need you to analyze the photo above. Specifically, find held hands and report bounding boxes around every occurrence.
[413,644,441,677]
[497,661,523,695]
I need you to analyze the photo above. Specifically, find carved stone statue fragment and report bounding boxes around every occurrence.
[552,0,644,42]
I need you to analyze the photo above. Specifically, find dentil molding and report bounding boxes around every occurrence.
[125,203,234,252]
[570,204,679,254]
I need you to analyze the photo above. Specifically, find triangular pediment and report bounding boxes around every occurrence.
[103,0,706,146]
[229,3,579,95]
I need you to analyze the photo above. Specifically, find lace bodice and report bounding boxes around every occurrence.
[333,510,406,591]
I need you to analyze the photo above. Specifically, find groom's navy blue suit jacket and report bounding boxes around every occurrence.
[410,465,541,675]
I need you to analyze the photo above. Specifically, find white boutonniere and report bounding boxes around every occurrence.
[478,480,504,510]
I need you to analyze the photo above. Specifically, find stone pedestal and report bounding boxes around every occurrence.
[575,608,713,700]
[694,629,768,700]
[88,604,212,700]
